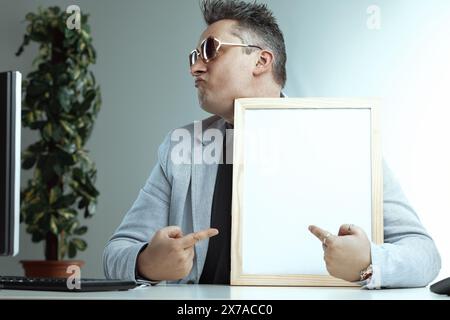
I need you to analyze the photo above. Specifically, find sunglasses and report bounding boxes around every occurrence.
[189,36,262,67]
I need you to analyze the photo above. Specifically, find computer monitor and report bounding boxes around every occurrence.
[0,73,138,290]
[0,71,21,256]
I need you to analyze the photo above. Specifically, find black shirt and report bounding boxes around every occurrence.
[199,124,233,284]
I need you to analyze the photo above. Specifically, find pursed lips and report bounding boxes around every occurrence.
[194,78,205,88]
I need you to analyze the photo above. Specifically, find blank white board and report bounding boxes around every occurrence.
[230,98,383,286]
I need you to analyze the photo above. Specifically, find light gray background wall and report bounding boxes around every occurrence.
[0,0,209,277]
[1,0,450,281]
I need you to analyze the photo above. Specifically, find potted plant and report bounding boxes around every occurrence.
[16,6,101,278]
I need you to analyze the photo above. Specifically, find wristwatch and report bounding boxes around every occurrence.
[359,264,373,281]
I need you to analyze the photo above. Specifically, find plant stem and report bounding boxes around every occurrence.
[45,232,58,260]
[43,26,66,261]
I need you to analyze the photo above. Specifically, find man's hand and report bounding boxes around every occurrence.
[308,224,371,282]
[137,226,219,281]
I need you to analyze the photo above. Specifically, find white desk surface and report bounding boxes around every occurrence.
[0,284,448,300]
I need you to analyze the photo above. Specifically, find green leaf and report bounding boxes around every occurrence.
[16,35,30,56]
[73,186,95,203]
[54,194,77,208]
[78,151,93,171]
[69,220,80,234]
[56,147,75,166]
[75,134,82,149]
[93,93,101,115]
[78,197,88,209]
[27,83,47,96]
[32,211,45,224]
[28,141,45,153]
[25,202,46,214]
[23,110,35,125]
[79,89,95,113]
[50,6,60,15]
[31,232,45,243]
[49,186,61,204]
[72,68,81,80]
[52,125,64,141]
[59,241,67,259]
[87,201,96,215]
[25,13,36,21]
[37,155,57,182]
[53,161,64,176]
[71,238,87,251]
[84,206,91,218]
[85,176,100,197]
[29,120,47,130]
[33,167,42,180]
[49,215,58,234]
[68,241,77,258]
[72,167,84,182]
[42,122,53,141]
[58,87,73,112]
[56,73,69,85]
[58,208,76,219]
[22,152,37,169]
[61,141,76,154]
[60,119,75,136]
[74,226,88,235]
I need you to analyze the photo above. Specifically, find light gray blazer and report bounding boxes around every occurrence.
[103,115,441,288]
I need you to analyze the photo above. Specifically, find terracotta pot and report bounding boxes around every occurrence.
[20,260,85,278]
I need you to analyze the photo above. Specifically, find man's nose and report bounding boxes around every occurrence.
[190,58,207,76]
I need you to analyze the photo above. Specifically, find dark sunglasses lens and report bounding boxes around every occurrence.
[189,52,197,66]
[203,37,217,60]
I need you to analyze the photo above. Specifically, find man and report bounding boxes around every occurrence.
[103,0,441,288]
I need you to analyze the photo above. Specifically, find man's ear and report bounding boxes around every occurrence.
[253,50,274,77]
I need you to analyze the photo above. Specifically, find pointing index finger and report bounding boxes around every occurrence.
[179,228,219,249]
[308,225,333,243]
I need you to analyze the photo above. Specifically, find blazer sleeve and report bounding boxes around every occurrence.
[102,133,172,281]
[365,161,441,288]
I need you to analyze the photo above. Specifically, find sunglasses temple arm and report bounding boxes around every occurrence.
[219,42,252,47]
[219,43,263,51]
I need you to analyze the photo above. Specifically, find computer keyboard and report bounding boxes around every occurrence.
[0,276,137,292]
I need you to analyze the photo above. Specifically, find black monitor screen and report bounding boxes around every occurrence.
[0,71,21,256]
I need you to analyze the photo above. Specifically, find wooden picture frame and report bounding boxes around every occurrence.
[230,98,383,286]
